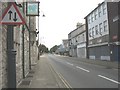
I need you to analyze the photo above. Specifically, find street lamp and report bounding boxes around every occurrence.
[26,1,40,70]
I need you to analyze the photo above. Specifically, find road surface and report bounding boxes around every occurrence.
[44,54,119,88]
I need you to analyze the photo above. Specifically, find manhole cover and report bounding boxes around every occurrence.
[20,80,31,86]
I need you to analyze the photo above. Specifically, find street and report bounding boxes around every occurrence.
[45,54,119,88]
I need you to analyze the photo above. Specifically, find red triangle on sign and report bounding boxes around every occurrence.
[0,2,25,25]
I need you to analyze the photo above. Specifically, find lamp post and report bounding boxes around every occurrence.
[26,1,40,70]
[37,9,45,59]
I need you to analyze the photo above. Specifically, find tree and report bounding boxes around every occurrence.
[39,44,49,54]
[50,45,59,53]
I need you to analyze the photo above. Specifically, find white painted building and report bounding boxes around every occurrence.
[85,1,110,60]
[68,24,86,58]
[85,1,120,61]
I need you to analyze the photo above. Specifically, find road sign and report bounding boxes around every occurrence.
[0,2,25,25]
[26,2,40,16]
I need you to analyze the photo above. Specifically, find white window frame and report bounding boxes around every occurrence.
[94,10,98,20]
[92,27,95,36]
[99,23,102,35]
[91,13,94,22]
[103,3,106,15]
[95,25,98,35]
[89,28,92,37]
[103,20,107,32]
[98,7,102,17]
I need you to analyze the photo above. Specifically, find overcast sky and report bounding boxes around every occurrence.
[36,0,103,49]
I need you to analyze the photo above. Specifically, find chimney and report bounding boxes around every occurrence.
[76,22,82,28]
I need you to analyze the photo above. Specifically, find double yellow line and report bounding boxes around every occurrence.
[48,60,73,89]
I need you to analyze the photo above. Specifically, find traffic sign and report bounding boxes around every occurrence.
[0,2,25,25]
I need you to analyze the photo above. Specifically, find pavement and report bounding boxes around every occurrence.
[18,55,67,88]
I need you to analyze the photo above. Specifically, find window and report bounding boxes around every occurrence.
[99,23,102,35]
[89,29,92,37]
[98,7,102,17]
[83,33,84,41]
[95,25,98,35]
[103,20,107,32]
[91,13,94,22]
[94,10,98,20]
[88,18,91,24]
[92,27,94,36]
[103,3,106,15]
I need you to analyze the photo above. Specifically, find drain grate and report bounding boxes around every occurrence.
[26,75,33,78]
[20,80,31,86]
[105,67,112,69]
[31,64,36,66]
[29,70,35,74]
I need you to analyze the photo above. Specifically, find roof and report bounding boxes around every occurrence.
[68,24,85,35]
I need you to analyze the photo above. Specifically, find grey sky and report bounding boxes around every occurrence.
[37,0,104,49]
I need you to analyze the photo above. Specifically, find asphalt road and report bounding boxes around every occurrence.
[45,54,119,88]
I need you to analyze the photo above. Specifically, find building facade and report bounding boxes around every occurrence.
[85,1,120,61]
[62,39,69,56]
[68,23,86,58]
[76,24,86,58]
[0,2,39,89]
[107,1,120,61]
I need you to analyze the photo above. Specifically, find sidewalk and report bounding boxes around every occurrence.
[18,55,67,88]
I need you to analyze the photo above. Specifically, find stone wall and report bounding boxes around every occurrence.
[31,42,38,65]
[14,26,23,85]
[24,27,29,76]
[0,2,38,89]
[1,3,8,89]
[0,2,2,89]
[2,25,8,88]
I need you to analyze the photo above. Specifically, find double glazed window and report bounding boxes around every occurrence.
[95,25,98,35]
[99,23,102,35]
[103,20,107,32]
[103,3,106,15]
[94,10,98,20]
[92,27,94,36]
[98,7,102,17]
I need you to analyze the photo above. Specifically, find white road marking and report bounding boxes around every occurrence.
[66,62,74,66]
[76,66,90,72]
[98,75,120,84]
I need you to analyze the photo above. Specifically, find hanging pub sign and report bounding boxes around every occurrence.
[26,2,40,16]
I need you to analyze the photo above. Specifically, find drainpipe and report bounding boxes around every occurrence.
[85,18,89,59]
[29,16,31,70]
[22,2,25,78]
[7,2,17,88]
